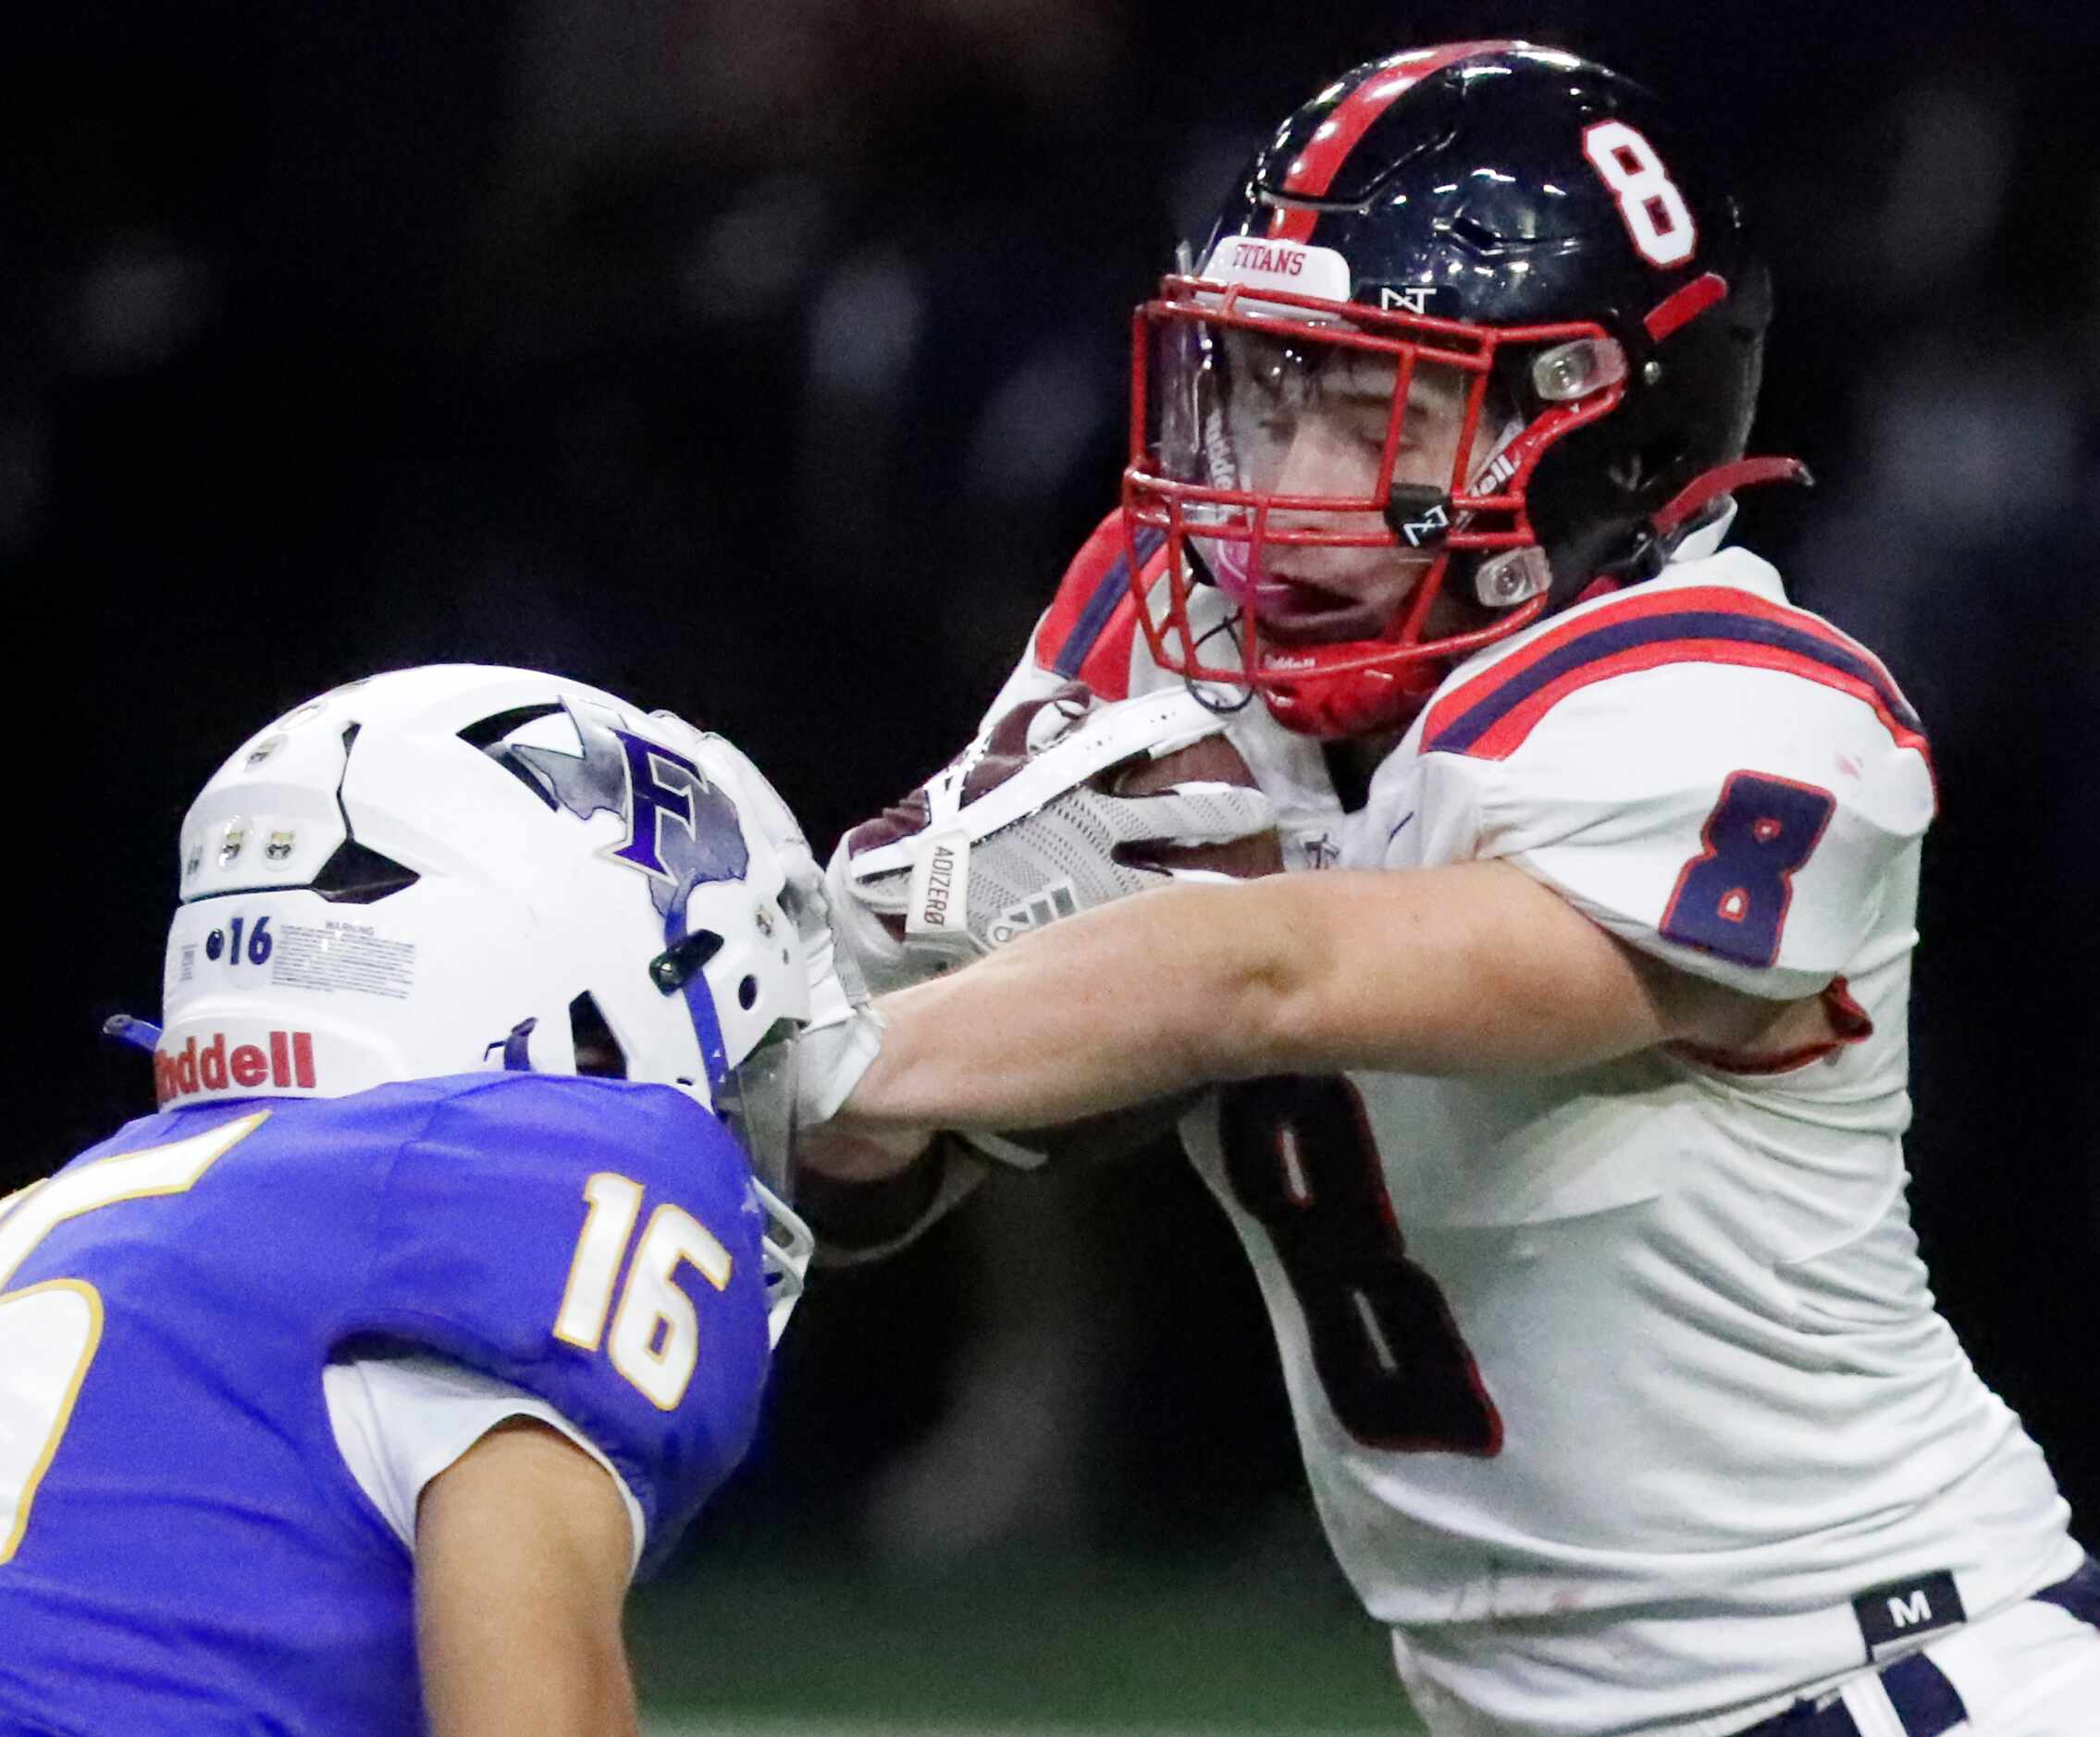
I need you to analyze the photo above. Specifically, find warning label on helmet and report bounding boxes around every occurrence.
[270,920,416,1001]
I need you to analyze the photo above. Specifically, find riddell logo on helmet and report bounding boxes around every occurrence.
[154,1030,317,1103]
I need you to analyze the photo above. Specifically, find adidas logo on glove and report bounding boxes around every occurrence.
[985,881,1081,948]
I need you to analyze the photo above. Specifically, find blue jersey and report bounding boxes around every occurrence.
[0,1073,773,1736]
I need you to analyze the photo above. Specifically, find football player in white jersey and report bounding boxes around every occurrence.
[793,42,2100,1737]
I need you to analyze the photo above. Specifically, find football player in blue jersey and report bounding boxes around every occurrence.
[0,665,828,1736]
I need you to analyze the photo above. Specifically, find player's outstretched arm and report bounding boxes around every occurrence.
[415,1418,640,1737]
[794,680,1278,1244]
[834,859,1807,1142]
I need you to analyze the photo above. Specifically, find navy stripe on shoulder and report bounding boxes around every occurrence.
[1427,608,1922,756]
[1052,527,1162,677]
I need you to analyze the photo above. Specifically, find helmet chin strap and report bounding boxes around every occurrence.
[1652,456,1812,539]
[658,898,732,1100]
[500,1017,538,1071]
[1600,455,1814,586]
[102,1014,163,1053]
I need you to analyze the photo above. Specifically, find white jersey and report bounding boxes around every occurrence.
[994,513,2081,1735]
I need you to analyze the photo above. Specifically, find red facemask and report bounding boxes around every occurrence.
[1121,261,1629,738]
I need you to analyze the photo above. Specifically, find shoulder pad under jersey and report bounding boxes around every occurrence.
[1415,576,1934,997]
[1025,509,1167,700]
[353,1072,772,1573]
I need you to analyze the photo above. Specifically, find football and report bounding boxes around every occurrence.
[1107,732,1286,879]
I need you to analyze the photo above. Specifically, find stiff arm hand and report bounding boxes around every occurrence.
[800,684,1274,1130]
[823,682,1277,998]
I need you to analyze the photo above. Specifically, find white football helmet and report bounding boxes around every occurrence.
[157,663,815,1338]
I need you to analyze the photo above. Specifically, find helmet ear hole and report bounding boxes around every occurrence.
[737,975,759,1011]
[567,992,627,1078]
[309,838,421,905]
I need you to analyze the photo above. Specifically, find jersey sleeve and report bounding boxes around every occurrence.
[353,1074,772,1576]
[323,1353,646,1571]
[1414,604,1935,999]
[978,508,1167,725]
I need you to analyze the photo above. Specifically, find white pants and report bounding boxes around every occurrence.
[1776,1591,2100,1737]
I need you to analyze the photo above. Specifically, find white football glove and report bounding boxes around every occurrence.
[824,682,1277,1000]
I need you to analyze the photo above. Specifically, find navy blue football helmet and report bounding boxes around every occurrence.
[1123,41,1803,737]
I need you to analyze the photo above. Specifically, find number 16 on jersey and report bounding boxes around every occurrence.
[554,1174,734,1411]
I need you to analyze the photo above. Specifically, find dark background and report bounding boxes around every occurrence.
[8,0,2095,1650]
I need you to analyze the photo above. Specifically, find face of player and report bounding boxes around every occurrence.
[1219,333,1489,645]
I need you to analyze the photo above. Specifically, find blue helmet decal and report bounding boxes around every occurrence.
[500,701,749,918]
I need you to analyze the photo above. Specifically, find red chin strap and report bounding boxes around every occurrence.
[1652,456,1812,538]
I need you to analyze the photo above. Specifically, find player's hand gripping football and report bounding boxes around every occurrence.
[824,683,1279,998]
[795,683,1277,1130]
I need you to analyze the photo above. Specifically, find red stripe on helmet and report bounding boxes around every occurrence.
[1266,42,1516,241]
[1643,272,1728,342]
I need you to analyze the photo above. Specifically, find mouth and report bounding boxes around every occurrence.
[1247,573,1414,644]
